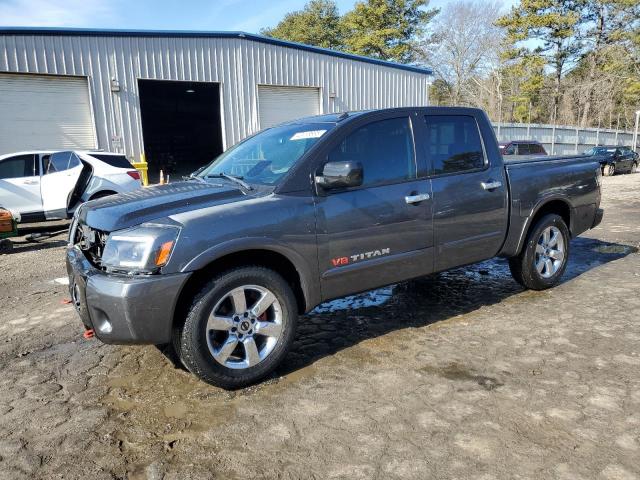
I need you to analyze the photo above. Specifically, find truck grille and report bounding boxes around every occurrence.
[72,220,109,268]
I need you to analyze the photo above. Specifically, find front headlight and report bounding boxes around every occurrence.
[101,224,180,273]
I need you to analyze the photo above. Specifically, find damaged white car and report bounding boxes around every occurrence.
[0,150,142,222]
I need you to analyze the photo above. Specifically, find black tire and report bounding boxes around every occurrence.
[176,266,298,389]
[508,214,570,290]
[604,163,615,176]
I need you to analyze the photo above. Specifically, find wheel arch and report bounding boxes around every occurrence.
[514,197,573,256]
[173,246,316,334]
[89,190,118,200]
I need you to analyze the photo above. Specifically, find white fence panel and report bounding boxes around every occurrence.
[493,122,636,155]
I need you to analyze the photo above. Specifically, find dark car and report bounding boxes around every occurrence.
[583,146,638,176]
[67,107,603,388]
[499,140,547,157]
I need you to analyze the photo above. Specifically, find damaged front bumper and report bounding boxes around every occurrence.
[66,246,191,344]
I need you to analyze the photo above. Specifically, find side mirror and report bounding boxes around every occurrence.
[315,161,363,190]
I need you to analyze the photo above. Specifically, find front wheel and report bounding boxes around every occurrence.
[508,214,570,290]
[176,266,298,389]
[603,163,615,176]
[631,162,638,174]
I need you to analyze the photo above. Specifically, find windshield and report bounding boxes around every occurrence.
[584,147,615,155]
[199,123,333,185]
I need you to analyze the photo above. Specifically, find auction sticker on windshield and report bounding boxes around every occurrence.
[290,130,327,141]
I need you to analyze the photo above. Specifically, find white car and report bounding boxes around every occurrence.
[0,150,142,222]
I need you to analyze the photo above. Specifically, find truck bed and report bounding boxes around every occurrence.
[499,154,601,258]
[503,154,591,166]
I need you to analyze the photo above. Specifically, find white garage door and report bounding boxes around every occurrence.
[258,85,320,129]
[0,73,96,155]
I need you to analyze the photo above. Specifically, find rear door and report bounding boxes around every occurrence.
[0,153,42,216]
[422,114,508,271]
[315,113,433,300]
[619,148,634,170]
[41,151,83,219]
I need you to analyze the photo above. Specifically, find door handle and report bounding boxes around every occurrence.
[481,180,502,190]
[405,193,430,204]
[22,179,39,185]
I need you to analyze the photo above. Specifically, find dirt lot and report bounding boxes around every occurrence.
[0,174,639,480]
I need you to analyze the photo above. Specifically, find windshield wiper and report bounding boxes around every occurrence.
[205,172,253,191]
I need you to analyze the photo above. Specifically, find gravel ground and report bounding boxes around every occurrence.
[0,174,639,480]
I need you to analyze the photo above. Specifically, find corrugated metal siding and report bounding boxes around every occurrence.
[0,34,430,161]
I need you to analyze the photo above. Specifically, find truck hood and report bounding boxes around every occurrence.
[78,181,254,232]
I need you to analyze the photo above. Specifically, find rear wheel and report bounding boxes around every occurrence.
[508,214,570,290]
[176,266,297,389]
[631,162,638,174]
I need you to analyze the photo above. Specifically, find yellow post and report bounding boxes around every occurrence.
[131,153,149,186]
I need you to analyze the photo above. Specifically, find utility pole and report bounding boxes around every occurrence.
[633,110,640,153]
[551,105,557,155]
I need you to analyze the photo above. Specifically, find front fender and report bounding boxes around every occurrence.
[181,236,321,312]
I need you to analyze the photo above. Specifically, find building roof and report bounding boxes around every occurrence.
[0,27,433,75]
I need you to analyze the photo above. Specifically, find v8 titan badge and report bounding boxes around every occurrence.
[331,248,390,267]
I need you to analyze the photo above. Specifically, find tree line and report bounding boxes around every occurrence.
[262,0,640,130]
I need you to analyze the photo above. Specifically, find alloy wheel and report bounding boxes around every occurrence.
[534,226,565,278]
[205,285,283,369]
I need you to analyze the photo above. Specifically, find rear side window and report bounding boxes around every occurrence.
[424,116,485,174]
[90,154,132,168]
[328,117,415,187]
[45,151,80,174]
[518,144,531,155]
[0,154,36,179]
[530,144,545,154]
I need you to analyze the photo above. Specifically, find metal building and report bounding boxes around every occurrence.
[0,27,432,180]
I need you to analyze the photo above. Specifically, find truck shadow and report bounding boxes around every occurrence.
[276,237,637,378]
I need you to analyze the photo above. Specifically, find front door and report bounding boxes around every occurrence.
[315,115,434,301]
[422,114,508,271]
[41,151,83,219]
[0,153,42,217]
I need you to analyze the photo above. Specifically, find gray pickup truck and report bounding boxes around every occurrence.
[67,107,603,388]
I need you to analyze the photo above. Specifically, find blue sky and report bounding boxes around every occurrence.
[0,0,518,33]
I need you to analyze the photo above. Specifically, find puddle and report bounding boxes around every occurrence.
[313,286,394,313]
[420,363,503,391]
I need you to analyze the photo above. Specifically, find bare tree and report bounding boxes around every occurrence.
[422,0,503,106]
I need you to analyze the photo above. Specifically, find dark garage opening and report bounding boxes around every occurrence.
[138,79,223,183]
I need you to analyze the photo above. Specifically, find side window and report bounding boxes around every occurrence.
[531,144,545,154]
[328,117,415,187]
[0,154,36,179]
[519,144,531,155]
[504,144,516,155]
[46,151,79,174]
[68,153,81,168]
[424,115,485,174]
